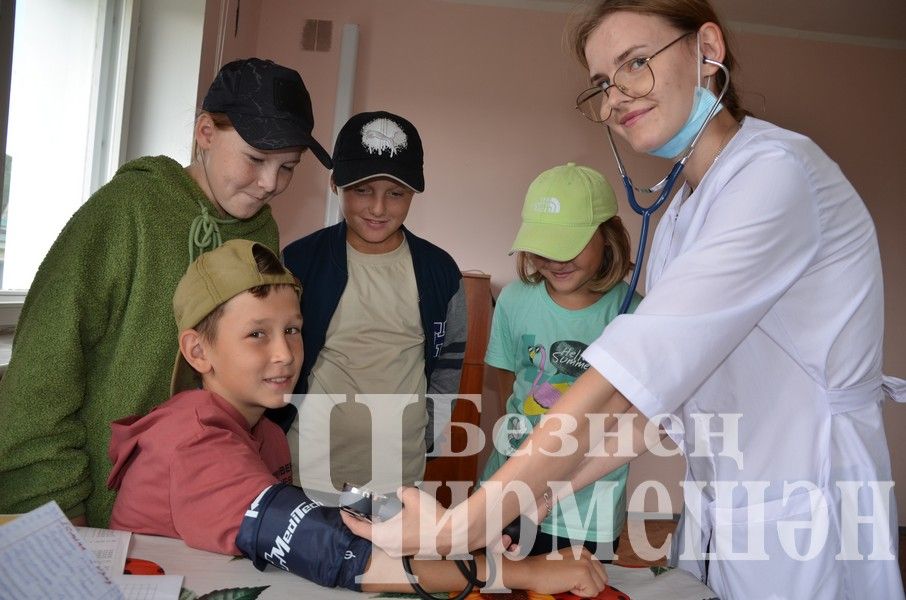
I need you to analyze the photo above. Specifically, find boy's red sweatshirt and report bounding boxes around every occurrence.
[107,389,292,554]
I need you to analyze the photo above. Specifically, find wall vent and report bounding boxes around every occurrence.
[301,19,332,52]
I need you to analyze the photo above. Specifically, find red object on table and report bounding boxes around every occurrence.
[123,557,166,575]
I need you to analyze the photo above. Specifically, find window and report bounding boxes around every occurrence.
[1,0,134,295]
[0,0,204,326]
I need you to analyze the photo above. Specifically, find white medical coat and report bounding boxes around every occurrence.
[584,117,905,599]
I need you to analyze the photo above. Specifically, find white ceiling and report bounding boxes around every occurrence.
[440,0,906,44]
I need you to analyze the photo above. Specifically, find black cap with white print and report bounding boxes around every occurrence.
[331,111,424,192]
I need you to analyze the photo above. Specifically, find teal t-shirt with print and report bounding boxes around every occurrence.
[480,279,641,543]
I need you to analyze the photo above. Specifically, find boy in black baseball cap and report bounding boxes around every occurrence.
[281,111,466,496]
[186,57,334,244]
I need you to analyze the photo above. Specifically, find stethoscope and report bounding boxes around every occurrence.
[401,517,523,599]
[612,58,731,315]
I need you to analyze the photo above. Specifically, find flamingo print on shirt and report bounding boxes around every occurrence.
[521,337,591,416]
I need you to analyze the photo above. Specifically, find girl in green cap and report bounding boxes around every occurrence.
[479,162,641,559]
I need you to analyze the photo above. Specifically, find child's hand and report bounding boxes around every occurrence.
[520,547,607,597]
[499,490,555,554]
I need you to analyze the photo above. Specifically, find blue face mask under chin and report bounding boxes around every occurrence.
[648,86,723,159]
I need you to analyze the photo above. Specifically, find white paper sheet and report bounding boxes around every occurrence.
[0,501,124,600]
[76,525,131,576]
[607,565,719,600]
[110,574,184,600]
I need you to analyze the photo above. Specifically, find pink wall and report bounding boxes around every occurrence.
[203,0,906,519]
[732,32,906,524]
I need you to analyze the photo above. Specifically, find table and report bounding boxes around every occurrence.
[130,533,360,599]
[129,534,717,600]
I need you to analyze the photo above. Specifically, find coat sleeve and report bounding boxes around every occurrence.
[0,190,136,519]
[583,147,821,419]
[425,279,467,454]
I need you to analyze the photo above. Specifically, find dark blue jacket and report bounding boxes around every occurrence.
[274,222,467,449]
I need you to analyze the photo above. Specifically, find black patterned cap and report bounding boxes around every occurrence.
[332,111,424,192]
[203,57,332,168]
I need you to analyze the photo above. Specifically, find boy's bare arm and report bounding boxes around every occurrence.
[360,546,607,597]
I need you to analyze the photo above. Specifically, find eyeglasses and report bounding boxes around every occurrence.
[575,32,694,123]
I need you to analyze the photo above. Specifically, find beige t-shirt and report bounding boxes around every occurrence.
[291,239,428,493]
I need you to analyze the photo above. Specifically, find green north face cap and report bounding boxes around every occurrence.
[510,162,618,262]
[170,239,300,396]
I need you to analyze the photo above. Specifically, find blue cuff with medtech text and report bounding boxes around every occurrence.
[235,483,372,591]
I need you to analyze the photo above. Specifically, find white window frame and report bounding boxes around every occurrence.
[0,290,22,327]
[0,0,17,325]
[0,0,139,327]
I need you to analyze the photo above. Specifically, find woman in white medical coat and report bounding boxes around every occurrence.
[343,1,906,598]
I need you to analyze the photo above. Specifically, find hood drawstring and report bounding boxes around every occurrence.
[189,201,237,262]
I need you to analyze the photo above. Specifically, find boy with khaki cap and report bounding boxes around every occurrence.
[105,239,605,595]
[107,239,303,552]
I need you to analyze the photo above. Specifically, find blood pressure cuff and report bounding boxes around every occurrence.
[235,483,372,591]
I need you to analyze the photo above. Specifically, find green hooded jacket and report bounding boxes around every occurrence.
[0,155,279,526]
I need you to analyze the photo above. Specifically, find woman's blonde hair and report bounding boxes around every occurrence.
[516,216,634,293]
